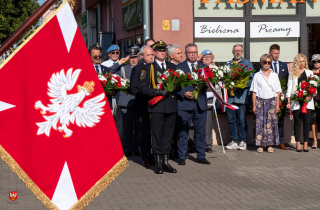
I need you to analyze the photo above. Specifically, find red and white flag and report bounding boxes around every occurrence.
[0,2,127,210]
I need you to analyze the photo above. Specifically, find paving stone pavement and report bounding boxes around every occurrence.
[1,144,320,210]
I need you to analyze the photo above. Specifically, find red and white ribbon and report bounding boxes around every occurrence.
[201,69,238,111]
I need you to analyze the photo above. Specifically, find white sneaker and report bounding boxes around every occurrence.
[226,141,239,150]
[238,141,247,150]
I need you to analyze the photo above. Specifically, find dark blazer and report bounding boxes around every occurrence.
[176,60,207,111]
[130,61,149,112]
[270,60,289,81]
[138,61,177,113]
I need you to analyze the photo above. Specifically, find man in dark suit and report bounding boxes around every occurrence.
[116,47,141,157]
[269,44,289,150]
[89,43,114,109]
[176,43,211,165]
[138,40,178,174]
[130,45,155,167]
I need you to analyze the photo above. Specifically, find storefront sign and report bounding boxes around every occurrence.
[200,0,316,3]
[250,22,300,38]
[122,0,142,31]
[194,22,245,38]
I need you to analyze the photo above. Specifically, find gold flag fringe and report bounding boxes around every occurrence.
[69,156,129,210]
[0,145,59,209]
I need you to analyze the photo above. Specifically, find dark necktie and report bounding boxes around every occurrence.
[191,64,195,72]
[274,62,278,74]
[161,63,164,70]
[95,65,100,74]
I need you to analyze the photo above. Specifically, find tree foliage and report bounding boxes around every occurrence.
[0,0,40,44]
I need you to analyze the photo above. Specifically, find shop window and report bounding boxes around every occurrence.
[250,38,299,62]
[195,38,245,62]
[308,24,320,59]
[251,0,297,15]
[194,0,245,17]
[306,0,320,17]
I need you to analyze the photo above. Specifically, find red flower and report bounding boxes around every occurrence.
[309,77,312,80]
[300,81,309,89]
[188,76,192,80]
[297,91,304,98]
[168,69,174,72]
[187,73,190,76]
[309,87,316,94]
[246,65,248,67]
[279,103,282,107]
[249,68,251,70]
[238,68,241,71]
[240,64,243,66]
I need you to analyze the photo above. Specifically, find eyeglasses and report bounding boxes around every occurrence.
[93,55,101,59]
[187,52,198,55]
[110,51,120,55]
[263,62,271,65]
[233,50,243,53]
[313,60,320,64]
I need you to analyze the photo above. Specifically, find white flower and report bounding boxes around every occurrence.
[120,78,127,87]
[312,75,319,81]
[211,65,218,72]
[217,70,223,78]
[224,65,231,73]
[309,80,318,87]
[280,95,285,101]
[215,84,220,89]
[191,72,198,80]
[209,64,216,69]
[175,69,185,75]
[98,75,107,81]
[231,82,234,86]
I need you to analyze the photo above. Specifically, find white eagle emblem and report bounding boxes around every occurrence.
[35,68,106,138]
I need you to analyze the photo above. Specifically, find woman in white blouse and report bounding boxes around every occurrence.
[251,54,281,153]
[286,53,314,152]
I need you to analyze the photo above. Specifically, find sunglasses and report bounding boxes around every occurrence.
[263,61,271,65]
[110,51,120,55]
[93,55,101,59]
[313,60,320,64]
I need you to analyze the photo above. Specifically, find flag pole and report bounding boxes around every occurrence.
[0,0,57,56]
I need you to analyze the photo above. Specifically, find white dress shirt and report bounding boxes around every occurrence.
[155,59,166,70]
[286,69,315,111]
[187,61,198,72]
[273,60,279,74]
[93,64,102,74]
[101,59,119,68]
[250,70,281,99]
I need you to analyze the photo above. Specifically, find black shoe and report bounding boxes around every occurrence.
[124,152,132,157]
[197,158,211,164]
[303,149,309,152]
[133,151,141,156]
[178,159,186,165]
[154,154,163,174]
[205,148,213,153]
[162,154,177,173]
[296,149,302,152]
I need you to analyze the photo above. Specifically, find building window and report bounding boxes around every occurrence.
[195,38,245,62]
[250,37,299,62]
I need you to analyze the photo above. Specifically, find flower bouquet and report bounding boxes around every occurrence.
[213,65,234,90]
[191,67,217,100]
[98,73,130,94]
[277,79,288,121]
[291,75,319,114]
[228,62,255,96]
[148,69,186,105]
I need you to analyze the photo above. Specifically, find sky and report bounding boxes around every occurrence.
[37,0,45,6]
